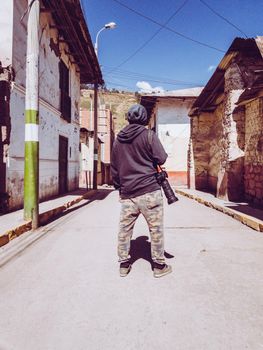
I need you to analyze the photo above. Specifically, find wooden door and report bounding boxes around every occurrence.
[59,136,68,194]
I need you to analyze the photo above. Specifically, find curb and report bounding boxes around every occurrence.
[0,190,96,248]
[175,189,263,232]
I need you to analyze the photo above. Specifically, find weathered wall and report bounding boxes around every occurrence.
[191,113,213,190]
[13,0,27,86]
[191,62,246,199]
[217,62,245,200]
[79,107,113,188]
[157,98,195,186]
[244,98,263,206]
[0,1,13,66]
[6,2,81,209]
[208,101,224,192]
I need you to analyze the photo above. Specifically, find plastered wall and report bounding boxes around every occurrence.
[6,1,81,209]
[0,1,13,66]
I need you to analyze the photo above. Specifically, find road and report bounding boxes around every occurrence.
[0,190,263,350]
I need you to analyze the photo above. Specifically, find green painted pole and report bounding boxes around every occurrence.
[24,0,40,229]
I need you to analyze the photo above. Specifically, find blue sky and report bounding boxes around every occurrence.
[81,0,263,92]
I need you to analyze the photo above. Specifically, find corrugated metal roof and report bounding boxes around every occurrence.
[140,87,203,98]
[237,72,263,104]
[190,37,263,116]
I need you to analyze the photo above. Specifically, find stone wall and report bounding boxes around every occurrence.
[215,63,245,200]
[208,102,224,192]
[191,62,246,199]
[191,113,213,190]
[244,98,263,206]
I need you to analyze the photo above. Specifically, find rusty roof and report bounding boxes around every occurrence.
[190,37,263,116]
[237,72,263,104]
[139,95,157,118]
[140,88,201,117]
[42,0,103,85]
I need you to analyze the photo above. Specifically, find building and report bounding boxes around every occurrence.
[189,37,263,204]
[79,104,94,190]
[0,0,103,212]
[140,88,202,186]
[79,105,114,188]
[234,70,263,206]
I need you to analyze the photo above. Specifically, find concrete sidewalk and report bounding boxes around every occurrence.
[175,188,263,232]
[0,189,96,247]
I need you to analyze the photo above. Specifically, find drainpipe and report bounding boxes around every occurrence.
[24,0,40,229]
[93,82,98,190]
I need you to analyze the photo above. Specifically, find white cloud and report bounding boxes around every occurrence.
[208,65,216,72]
[136,81,164,93]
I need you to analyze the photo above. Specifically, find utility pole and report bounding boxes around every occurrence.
[93,82,98,190]
[24,0,40,229]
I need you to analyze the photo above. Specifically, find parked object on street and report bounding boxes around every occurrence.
[111,103,172,277]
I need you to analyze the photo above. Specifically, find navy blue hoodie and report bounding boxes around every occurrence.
[111,124,168,199]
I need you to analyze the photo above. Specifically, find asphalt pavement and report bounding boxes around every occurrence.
[0,190,263,350]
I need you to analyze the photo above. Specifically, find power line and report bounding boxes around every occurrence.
[199,0,248,38]
[106,80,136,89]
[111,0,225,53]
[105,73,202,87]
[106,0,189,75]
[102,66,204,86]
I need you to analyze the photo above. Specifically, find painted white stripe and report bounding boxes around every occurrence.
[25,124,39,142]
[25,0,40,111]
[25,54,39,111]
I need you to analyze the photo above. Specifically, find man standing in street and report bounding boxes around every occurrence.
[111,104,172,278]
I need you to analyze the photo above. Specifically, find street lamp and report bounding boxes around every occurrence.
[94,22,117,57]
[93,22,116,190]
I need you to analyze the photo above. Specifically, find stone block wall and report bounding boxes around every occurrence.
[227,105,246,201]
[208,102,224,192]
[191,113,213,190]
[244,98,263,206]
[233,106,246,151]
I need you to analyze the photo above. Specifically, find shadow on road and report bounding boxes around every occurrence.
[43,189,114,226]
[226,203,263,221]
[130,235,174,269]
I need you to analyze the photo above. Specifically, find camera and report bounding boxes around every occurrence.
[155,167,179,205]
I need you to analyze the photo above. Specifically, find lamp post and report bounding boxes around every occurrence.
[93,22,116,190]
[94,22,117,57]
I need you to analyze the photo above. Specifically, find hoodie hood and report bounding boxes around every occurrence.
[117,124,146,143]
[127,104,148,125]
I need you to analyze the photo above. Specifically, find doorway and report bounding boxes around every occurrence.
[59,136,68,194]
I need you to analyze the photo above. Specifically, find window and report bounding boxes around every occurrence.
[59,61,71,122]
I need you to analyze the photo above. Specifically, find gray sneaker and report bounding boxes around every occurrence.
[153,263,172,278]
[120,261,132,277]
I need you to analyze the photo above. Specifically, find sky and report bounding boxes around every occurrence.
[81,0,263,92]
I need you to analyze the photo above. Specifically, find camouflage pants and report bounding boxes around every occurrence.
[118,189,165,264]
